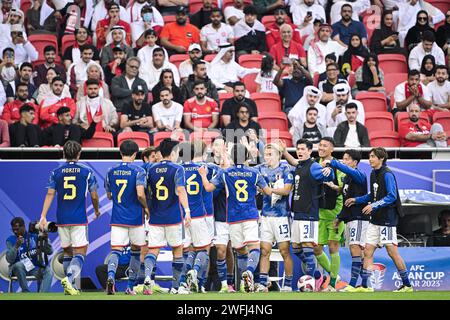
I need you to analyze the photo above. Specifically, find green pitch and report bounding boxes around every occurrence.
[1,291,450,300]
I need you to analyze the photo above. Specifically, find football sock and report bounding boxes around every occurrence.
[399,269,411,287]
[236,253,248,279]
[259,273,268,286]
[350,256,362,287]
[292,247,306,263]
[361,268,371,288]
[227,273,234,286]
[107,250,120,281]
[185,251,196,272]
[217,259,227,282]
[67,254,85,285]
[193,250,208,273]
[127,249,140,289]
[247,249,260,273]
[144,253,157,280]
[172,257,184,290]
[63,256,72,276]
[303,247,317,278]
[137,263,145,285]
[284,275,293,288]
[330,252,341,287]
[316,252,331,273]
[197,254,210,288]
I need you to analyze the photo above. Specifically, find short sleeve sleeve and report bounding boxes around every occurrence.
[104,171,111,193]
[88,170,98,192]
[256,173,268,189]
[175,167,186,187]
[136,168,146,186]
[284,167,294,185]
[46,170,56,190]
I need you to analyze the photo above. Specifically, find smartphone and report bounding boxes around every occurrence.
[392,32,399,36]
[307,11,312,17]
[282,57,292,65]
[6,51,14,59]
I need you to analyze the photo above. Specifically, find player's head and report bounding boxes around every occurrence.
[438,209,450,228]
[141,146,157,163]
[57,106,72,125]
[192,139,207,160]
[343,149,361,168]
[296,138,313,161]
[231,143,249,165]
[318,137,335,159]
[159,138,180,161]
[63,141,82,161]
[369,147,387,168]
[264,143,282,166]
[211,135,225,158]
[119,139,139,160]
[155,146,162,162]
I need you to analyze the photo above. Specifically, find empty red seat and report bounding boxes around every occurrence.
[258,112,289,131]
[265,130,293,147]
[365,112,395,133]
[378,54,408,74]
[153,131,186,147]
[355,92,388,112]
[203,54,216,62]
[251,92,282,113]
[433,112,450,130]
[61,34,76,55]
[20,0,32,15]
[28,34,59,60]
[117,132,150,148]
[384,73,407,96]
[189,130,221,146]
[169,54,189,69]
[427,0,450,13]
[238,54,263,69]
[242,73,258,93]
[369,131,400,147]
[82,132,114,147]
[396,111,430,130]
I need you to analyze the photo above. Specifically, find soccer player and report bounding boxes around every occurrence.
[256,143,294,292]
[323,149,368,292]
[199,143,273,293]
[145,138,191,295]
[346,147,414,293]
[39,140,100,295]
[104,140,149,295]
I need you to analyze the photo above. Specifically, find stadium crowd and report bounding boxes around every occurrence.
[0,0,448,149]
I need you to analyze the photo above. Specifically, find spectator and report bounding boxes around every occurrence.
[95,3,131,50]
[436,10,450,55]
[288,85,326,129]
[223,103,262,145]
[35,67,71,105]
[420,54,436,86]
[91,0,128,33]
[156,0,188,16]
[269,23,306,68]
[67,44,97,96]
[370,10,405,55]
[428,210,450,247]
[200,8,234,55]
[318,62,349,104]
[33,46,67,88]
[255,53,278,93]
[159,6,200,55]
[152,87,183,132]
[130,4,164,48]
[209,43,259,92]
[120,85,154,133]
[136,29,168,68]
[308,23,346,75]
[43,106,97,146]
[181,59,219,103]
[339,34,369,77]
[190,0,215,30]
[291,0,326,37]
[394,69,432,113]
[77,62,111,101]
[291,106,326,148]
[179,43,209,80]
[331,4,367,47]
[100,25,134,69]
[354,53,385,96]
[111,57,148,113]
[103,46,127,86]
[26,0,57,34]
[39,77,77,129]
[5,217,53,293]
[224,0,245,26]
[333,102,370,148]
[396,0,423,47]
[0,118,10,147]
[0,0,14,22]
[9,104,42,147]
[62,27,100,70]
[127,0,162,24]
[329,0,370,25]
[398,103,447,147]
[405,10,435,52]
[140,47,180,90]
[0,47,18,88]
[2,82,39,125]
[221,81,258,127]
[74,78,118,133]
[409,31,446,72]
[273,59,312,113]
[253,0,285,17]
[302,17,323,51]
[183,80,219,131]
[427,65,450,111]
[265,8,302,49]
[55,0,95,35]
[151,68,184,105]
[5,62,36,103]
[2,24,38,65]
[234,5,266,56]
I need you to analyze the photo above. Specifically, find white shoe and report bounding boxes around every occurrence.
[255,284,268,293]
[280,286,293,292]
[200,286,207,294]
[241,270,254,293]
[170,288,178,294]
[186,269,199,293]
[178,283,191,295]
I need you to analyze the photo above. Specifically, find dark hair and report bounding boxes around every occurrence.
[153,47,165,56]
[193,59,206,70]
[159,86,172,94]
[260,53,274,77]
[408,69,421,78]
[141,146,156,161]
[341,3,353,11]
[370,147,388,165]
[2,47,14,56]
[210,7,222,16]
[16,82,28,91]
[193,80,206,89]
[44,45,56,54]
[74,27,89,36]
[120,139,139,156]
[344,149,361,164]
[231,143,249,165]
[243,5,257,15]
[107,2,120,11]
[159,138,179,158]
[20,62,32,71]
[233,81,245,90]
[46,67,58,76]
[326,62,339,71]
[325,53,337,62]
[345,102,358,111]
[159,68,174,84]
[57,106,71,116]
[144,29,157,38]
[19,104,35,114]
[296,138,313,150]
[422,30,435,43]
[236,103,249,115]
[80,44,95,53]
[86,78,100,87]
[63,140,82,160]
[320,136,335,147]
[11,217,25,227]
[435,65,449,74]
[51,76,64,84]
[306,106,318,114]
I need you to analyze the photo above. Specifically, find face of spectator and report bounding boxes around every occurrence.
[306,94,319,106]
[132,91,145,105]
[281,27,292,42]
[52,80,64,96]
[189,49,202,62]
[88,66,101,80]
[145,34,157,46]
[350,35,361,48]
[153,51,165,68]
[9,12,21,24]
[203,0,213,9]
[87,84,100,98]
[422,40,433,53]
[306,109,318,124]
[345,107,357,123]
[245,13,256,25]
[222,49,234,63]
[423,58,434,71]
[3,50,15,65]
[176,12,187,25]
[194,84,207,99]
[447,11,450,24]
[342,153,357,168]
[318,139,333,159]
[81,49,94,63]
[59,112,72,125]
[162,71,173,86]
[296,143,311,161]
[160,90,173,106]
[194,63,207,79]
[211,11,222,26]
[234,0,244,8]
[366,57,377,69]
[12,222,25,237]
[442,213,450,229]
[76,28,88,42]
[407,74,420,87]
[417,12,428,26]
[436,68,448,83]
[233,85,245,101]
[113,50,126,61]
[2,0,12,11]
[319,28,331,42]
[46,69,57,84]
[16,86,28,101]
[341,6,352,22]
[384,13,394,28]
[21,109,35,124]
[20,66,33,81]
[336,93,349,105]
[304,0,314,6]
[275,11,286,25]
[126,60,140,78]
[112,29,123,43]
[109,6,120,19]
[408,104,421,122]
[45,50,56,64]
[237,106,249,122]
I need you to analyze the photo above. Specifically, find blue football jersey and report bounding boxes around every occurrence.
[46,162,98,226]
[105,162,147,227]
[211,164,268,223]
[256,163,293,217]
[201,162,221,217]
[146,160,185,225]
[181,162,206,218]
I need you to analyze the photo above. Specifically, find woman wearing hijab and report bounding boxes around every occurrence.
[354,53,385,96]
[420,54,436,85]
[405,10,435,52]
[370,10,405,55]
[339,34,369,77]
[151,69,183,105]
[436,10,450,55]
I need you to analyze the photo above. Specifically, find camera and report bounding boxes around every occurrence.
[28,221,57,266]
[29,221,58,234]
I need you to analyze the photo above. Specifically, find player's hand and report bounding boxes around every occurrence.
[321,159,331,167]
[39,217,48,231]
[144,208,150,220]
[345,198,356,207]
[16,236,24,248]
[198,165,207,177]
[184,212,191,228]
[322,167,332,177]
[94,210,101,219]
[362,204,373,215]
[324,181,338,191]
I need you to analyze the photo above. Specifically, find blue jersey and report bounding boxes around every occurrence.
[105,162,147,227]
[202,162,221,217]
[211,165,268,223]
[6,232,52,268]
[181,162,206,219]
[146,160,185,225]
[256,163,293,217]
[46,162,98,226]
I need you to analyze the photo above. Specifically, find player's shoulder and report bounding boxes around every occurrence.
[106,162,123,173]
[76,162,94,173]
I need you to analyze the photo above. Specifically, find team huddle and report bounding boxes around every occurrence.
[38,136,414,295]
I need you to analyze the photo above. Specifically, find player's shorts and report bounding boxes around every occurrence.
[111,225,146,247]
[229,220,259,249]
[318,219,345,245]
[147,224,183,248]
[345,220,369,247]
[291,220,319,245]
[259,216,291,243]
[58,225,89,249]
[365,223,398,246]
[213,221,230,246]
[183,217,212,249]
[205,215,215,243]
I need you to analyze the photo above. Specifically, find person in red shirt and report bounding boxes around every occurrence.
[398,104,447,147]
[269,23,307,68]
[159,6,200,55]
[265,8,302,49]
[95,3,132,50]
[39,77,77,129]
[1,83,40,125]
[183,80,219,131]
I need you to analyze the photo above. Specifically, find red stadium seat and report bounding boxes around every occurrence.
[433,112,450,130]
[61,34,76,55]
[355,92,388,112]
[365,112,395,133]
[189,130,221,146]
[238,54,263,69]
[396,111,430,130]
[378,54,408,74]
[153,131,186,147]
[384,73,407,96]
[348,72,356,88]
[369,131,400,147]
[250,92,282,113]
[218,92,233,112]
[242,73,258,93]
[204,54,216,62]
[258,112,289,131]
[169,54,189,69]
[20,0,32,15]
[313,72,320,87]
[82,132,114,148]
[222,0,252,9]
[261,15,291,29]
[265,130,293,147]
[362,7,381,44]
[28,34,59,60]
[117,132,150,148]
[427,0,450,14]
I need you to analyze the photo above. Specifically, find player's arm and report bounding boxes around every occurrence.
[198,166,217,192]
[104,173,113,200]
[88,172,100,218]
[257,173,273,196]
[362,172,398,215]
[177,186,191,227]
[272,183,292,196]
[329,159,366,185]
[310,163,335,183]
[39,188,56,230]
[137,185,150,219]
[280,140,298,166]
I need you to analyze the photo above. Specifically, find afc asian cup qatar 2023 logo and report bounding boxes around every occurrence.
[370,263,387,290]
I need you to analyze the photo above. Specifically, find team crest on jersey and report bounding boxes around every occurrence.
[187,32,192,38]
[370,263,387,290]
[373,183,379,201]
[343,184,349,196]
[206,106,211,112]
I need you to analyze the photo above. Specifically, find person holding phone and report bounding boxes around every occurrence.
[291,0,326,37]
[370,10,406,55]
[6,24,38,65]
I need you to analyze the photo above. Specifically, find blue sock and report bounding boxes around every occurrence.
[284,275,293,288]
[67,254,85,284]
[292,247,306,263]
[193,250,208,273]
[227,273,234,286]
[303,247,320,279]
[151,268,156,281]
[172,257,184,290]
[361,268,371,288]
[399,269,411,287]
[63,256,72,276]
[180,251,196,284]
[137,263,145,285]
[107,250,121,281]
[144,253,157,280]
[350,256,362,287]
[198,255,209,288]
[247,249,260,273]
[259,273,268,286]
[217,259,227,282]
[237,254,248,278]
[127,249,140,289]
